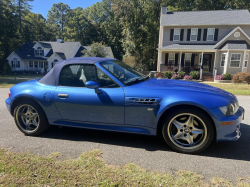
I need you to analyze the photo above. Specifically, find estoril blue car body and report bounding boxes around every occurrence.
[5,57,244,154]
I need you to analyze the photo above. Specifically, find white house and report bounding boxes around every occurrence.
[7,39,114,73]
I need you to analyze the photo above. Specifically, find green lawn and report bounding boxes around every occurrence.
[0,74,43,79]
[0,78,31,88]
[0,149,249,186]
[203,83,250,95]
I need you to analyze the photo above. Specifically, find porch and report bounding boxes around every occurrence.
[157,49,217,79]
[22,60,50,74]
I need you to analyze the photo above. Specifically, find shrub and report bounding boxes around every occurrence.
[184,75,192,80]
[123,56,136,68]
[189,71,200,80]
[233,72,250,85]
[215,75,223,80]
[177,71,185,79]
[4,62,12,74]
[171,73,179,79]
[222,72,232,80]
[164,71,173,79]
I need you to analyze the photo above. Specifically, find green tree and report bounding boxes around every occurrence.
[64,9,98,45]
[15,0,34,42]
[47,2,70,40]
[83,42,108,57]
[0,0,20,74]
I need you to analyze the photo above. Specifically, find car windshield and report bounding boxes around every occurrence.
[99,60,148,86]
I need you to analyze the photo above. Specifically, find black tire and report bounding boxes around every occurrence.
[162,107,215,154]
[14,100,50,136]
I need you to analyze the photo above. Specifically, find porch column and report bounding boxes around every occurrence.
[179,51,182,71]
[242,50,246,72]
[224,50,230,74]
[159,51,163,72]
[213,51,217,76]
[199,52,204,80]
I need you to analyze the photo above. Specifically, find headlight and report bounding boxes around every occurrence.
[219,102,239,116]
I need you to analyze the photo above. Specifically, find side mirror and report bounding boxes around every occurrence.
[85,81,102,94]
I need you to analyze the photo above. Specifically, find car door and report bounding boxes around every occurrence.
[54,64,124,125]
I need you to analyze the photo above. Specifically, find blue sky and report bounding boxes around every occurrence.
[30,0,102,18]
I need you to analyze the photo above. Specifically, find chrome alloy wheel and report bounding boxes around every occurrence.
[15,104,40,133]
[167,113,207,150]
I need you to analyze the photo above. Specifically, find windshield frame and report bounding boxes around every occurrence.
[97,60,148,86]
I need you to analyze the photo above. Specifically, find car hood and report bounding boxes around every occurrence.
[132,78,236,102]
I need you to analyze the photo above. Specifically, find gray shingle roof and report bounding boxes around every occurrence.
[40,41,80,59]
[218,40,250,50]
[13,41,80,61]
[158,44,215,50]
[161,9,250,26]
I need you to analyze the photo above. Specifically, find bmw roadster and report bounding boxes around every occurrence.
[5,57,244,154]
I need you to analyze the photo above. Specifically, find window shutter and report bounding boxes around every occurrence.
[197,29,202,41]
[18,61,20,68]
[214,28,219,41]
[165,53,169,66]
[11,61,13,67]
[175,53,179,66]
[180,29,184,41]
[187,29,191,41]
[170,29,174,41]
[191,54,195,67]
[42,50,44,56]
[203,29,208,41]
[181,54,185,67]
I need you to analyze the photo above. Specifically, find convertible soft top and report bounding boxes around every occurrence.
[38,57,116,86]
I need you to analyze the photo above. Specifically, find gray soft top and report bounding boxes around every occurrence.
[38,57,116,86]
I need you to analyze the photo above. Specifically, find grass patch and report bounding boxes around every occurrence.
[0,149,249,186]
[0,74,43,79]
[0,78,30,88]
[203,83,250,95]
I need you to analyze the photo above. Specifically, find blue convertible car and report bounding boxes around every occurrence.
[5,57,244,154]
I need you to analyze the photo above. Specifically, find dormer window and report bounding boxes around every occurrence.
[35,47,44,56]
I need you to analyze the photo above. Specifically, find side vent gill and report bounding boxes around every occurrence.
[126,98,159,105]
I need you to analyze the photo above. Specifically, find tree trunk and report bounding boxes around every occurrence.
[19,0,23,42]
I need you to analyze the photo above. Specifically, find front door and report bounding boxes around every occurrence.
[54,64,124,125]
[202,54,212,73]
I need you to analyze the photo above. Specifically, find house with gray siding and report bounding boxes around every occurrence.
[157,7,250,79]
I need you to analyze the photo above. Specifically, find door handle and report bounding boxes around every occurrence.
[58,93,68,98]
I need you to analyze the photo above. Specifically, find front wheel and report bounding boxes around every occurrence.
[14,100,50,136]
[162,107,215,154]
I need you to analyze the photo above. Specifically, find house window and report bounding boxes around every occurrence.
[207,28,215,41]
[52,59,58,68]
[168,53,175,64]
[34,61,38,68]
[230,53,241,67]
[220,53,226,67]
[173,29,181,41]
[39,62,43,68]
[245,54,249,68]
[35,47,44,56]
[11,58,20,68]
[185,53,192,66]
[29,61,33,68]
[190,28,198,41]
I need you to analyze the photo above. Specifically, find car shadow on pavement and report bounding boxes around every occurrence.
[39,123,250,161]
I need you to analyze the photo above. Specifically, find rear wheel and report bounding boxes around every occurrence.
[14,100,50,136]
[162,107,214,154]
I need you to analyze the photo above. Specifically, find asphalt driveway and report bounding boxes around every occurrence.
[1,88,250,181]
